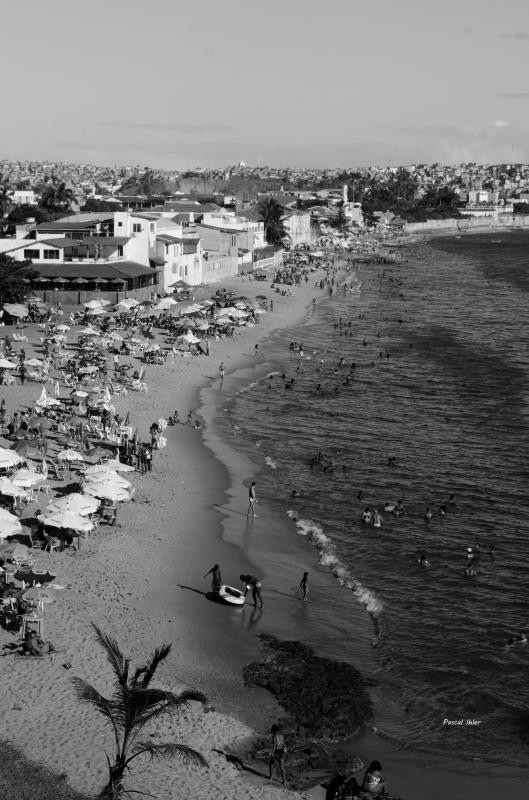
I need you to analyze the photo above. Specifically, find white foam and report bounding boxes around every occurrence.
[265,456,277,469]
[286,511,383,616]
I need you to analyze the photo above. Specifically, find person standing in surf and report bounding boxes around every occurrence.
[299,572,309,600]
[247,481,258,518]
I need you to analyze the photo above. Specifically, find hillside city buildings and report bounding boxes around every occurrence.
[1,158,529,302]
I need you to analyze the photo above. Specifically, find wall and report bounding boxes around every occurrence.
[404,215,529,234]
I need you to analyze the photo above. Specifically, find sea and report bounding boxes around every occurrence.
[208,231,529,768]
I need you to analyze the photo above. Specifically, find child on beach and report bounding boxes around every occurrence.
[268,725,287,785]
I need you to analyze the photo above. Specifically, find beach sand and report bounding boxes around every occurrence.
[0,275,329,800]
[1,263,527,800]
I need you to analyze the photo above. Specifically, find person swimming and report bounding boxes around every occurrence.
[373,509,382,528]
[361,507,373,524]
[463,565,476,578]
[425,506,432,521]
[418,552,430,568]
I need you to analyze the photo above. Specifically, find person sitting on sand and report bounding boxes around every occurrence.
[268,724,287,785]
[361,760,387,797]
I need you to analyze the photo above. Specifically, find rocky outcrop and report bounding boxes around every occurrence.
[241,636,374,790]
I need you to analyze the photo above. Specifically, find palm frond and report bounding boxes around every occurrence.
[71,677,114,720]
[135,643,172,688]
[126,741,208,769]
[92,623,129,687]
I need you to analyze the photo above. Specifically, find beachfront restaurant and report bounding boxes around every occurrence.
[25,261,161,305]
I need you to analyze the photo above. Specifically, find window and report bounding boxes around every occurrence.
[172,265,177,273]
[231,235,237,247]
[117,246,123,257]
[150,223,155,233]
[184,266,188,277]
[43,250,60,259]
[133,223,142,233]
[23,249,40,260]
[117,221,123,227]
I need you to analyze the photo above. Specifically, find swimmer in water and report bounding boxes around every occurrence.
[463,565,476,578]
[517,631,528,644]
[439,504,447,516]
[373,509,382,528]
[490,544,495,560]
[425,506,432,521]
[448,493,456,506]
[418,552,430,568]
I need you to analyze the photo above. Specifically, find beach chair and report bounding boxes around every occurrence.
[44,534,60,555]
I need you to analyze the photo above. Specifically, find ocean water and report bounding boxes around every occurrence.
[214,232,529,766]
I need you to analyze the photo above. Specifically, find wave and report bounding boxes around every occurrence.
[265,456,277,469]
[286,510,383,616]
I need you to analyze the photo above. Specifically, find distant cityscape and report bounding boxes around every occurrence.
[1,157,529,300]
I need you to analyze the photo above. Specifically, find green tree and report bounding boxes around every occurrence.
[0,254,35,305]
[39,181,74,212]
[258,197,289,246]
[72,624,208,800]
[332,201,349,233]
[81,198,123,212]
[0,179,13,234]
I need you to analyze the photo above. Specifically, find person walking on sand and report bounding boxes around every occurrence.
[247,481,258,517]
[268,724,287,785]
[240,574,263,607]
[299,571,309,600]
[219,362,225,382]
[204,564,222,595]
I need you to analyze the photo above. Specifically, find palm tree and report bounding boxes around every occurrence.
[72,624,208,799]
[0,178,13,234]
[40,180,74,212]
[258,197,289,247]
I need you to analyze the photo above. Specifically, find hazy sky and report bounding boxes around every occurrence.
[3,0,529,168]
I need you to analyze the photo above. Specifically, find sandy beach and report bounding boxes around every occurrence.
[0,274,331,800]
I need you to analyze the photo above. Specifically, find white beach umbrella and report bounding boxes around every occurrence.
[43,511,94,532]
[46,493,99,517]
[11,469,46,488]
[57,449,84,462]
[0,448,23,469]
[84,468,131,488]
[3,303,29,318]
[84,300,104,309]
[102,459,135,473]
[0,508,23,538]
[24,358,44,367]
[84,483,130,502]
[56,324,70,332]
[115,298,139,310]
[0,477,28,499]
[0,358,19,369]
[177,332,201,345]
[78,327,101,336]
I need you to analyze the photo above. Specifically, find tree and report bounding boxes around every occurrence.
[72,624,208,799]
[0,179,13,234]
[332,201,349,233]
[81,198,123,212]
[8,204,49,225]
[0,254,35,306]
[258,197,289,246]
[39,181,74,212]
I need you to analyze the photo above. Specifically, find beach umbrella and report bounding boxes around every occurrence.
[46,494,100,517]
[178,317,195,328]
[53,277,69,284]
[78,327,101,336]
[84,482,130,502]
[78,365,99,374]
[10,440,40,460]
[71,278,89,285]
[0,447,23,469]
[44,510,94,532]
[0,541,29,559]
[57,449,84,462]
[254,308,266,315]
[0,508,23,538]
[0,358,18,369]
[84,299,104,309]
[3,303,29,318]
[24,358,43,367]
[56,324,70,332]
[84,468,131,489]
[89,307,107,316]
[103,459,135,473]
[0,477,28,498]
[11,469,46,488]
[115,298,139,310]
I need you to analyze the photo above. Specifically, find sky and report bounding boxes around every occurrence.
[2,0,529,169]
